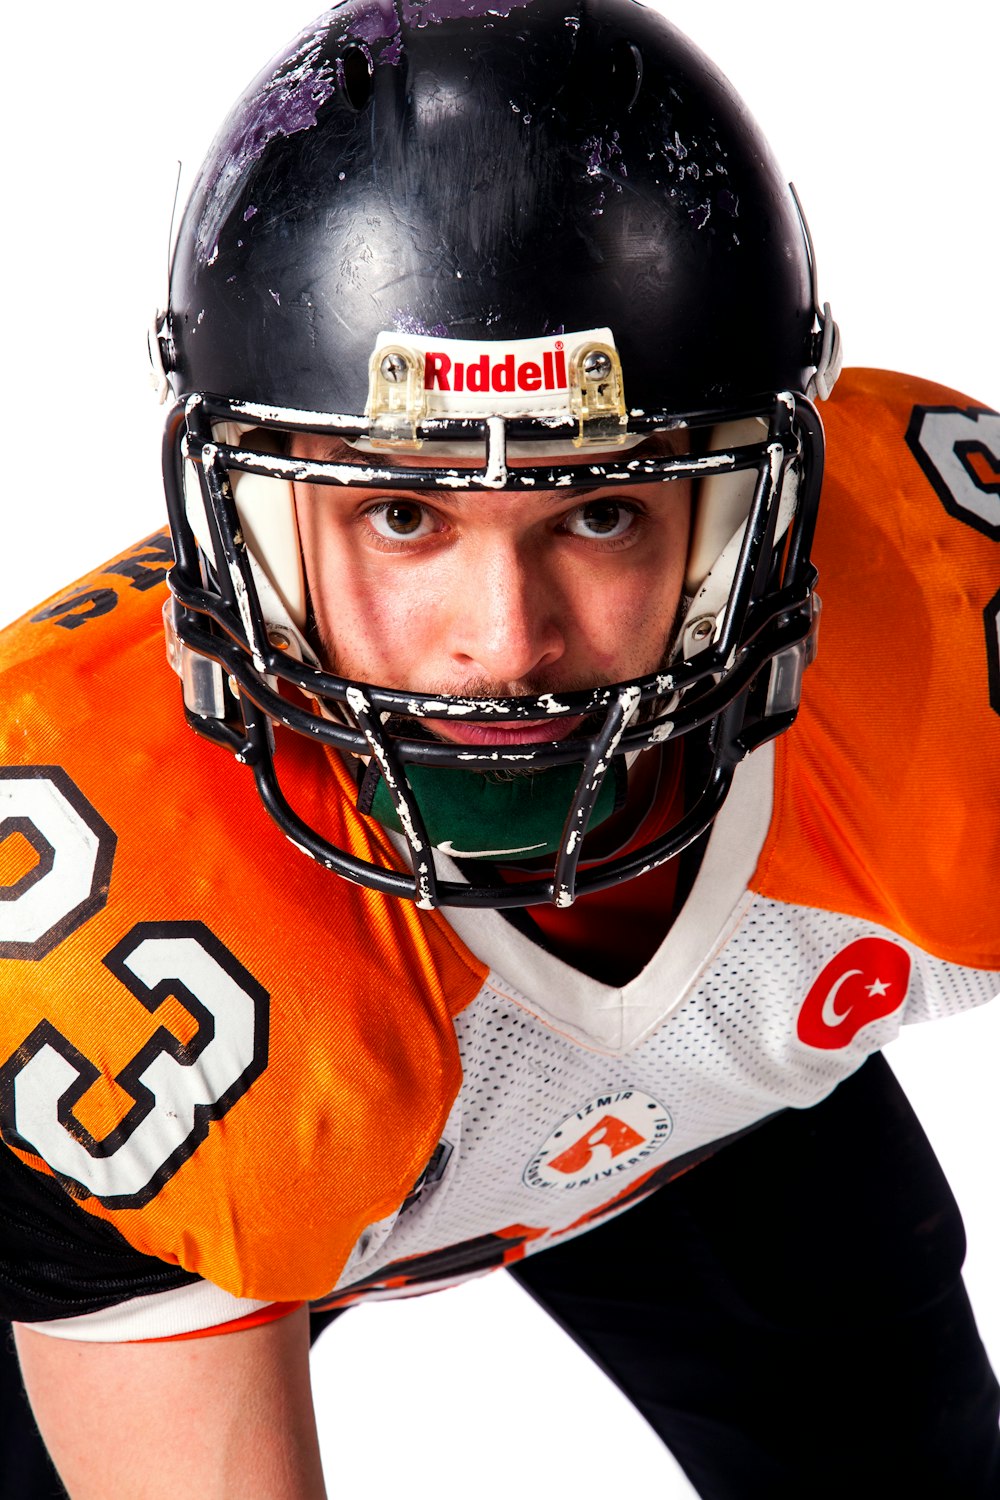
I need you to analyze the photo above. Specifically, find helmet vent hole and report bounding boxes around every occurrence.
[609,40,643,111]
[340,45,374,111]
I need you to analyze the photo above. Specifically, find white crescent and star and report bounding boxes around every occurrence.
[820,969,892,1027]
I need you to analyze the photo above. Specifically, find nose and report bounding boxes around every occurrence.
[448,538,565,686]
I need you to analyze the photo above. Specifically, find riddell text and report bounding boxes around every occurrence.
[424,349,568,393]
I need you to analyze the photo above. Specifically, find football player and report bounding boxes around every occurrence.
[1,3,998,1497]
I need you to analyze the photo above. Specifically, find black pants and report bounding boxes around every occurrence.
[512,1053,1000,1497]
[5,1056,999,1498]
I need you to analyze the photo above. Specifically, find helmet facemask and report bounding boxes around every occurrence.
[163,381,824,908]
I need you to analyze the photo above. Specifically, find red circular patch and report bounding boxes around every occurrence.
[797,937,911,1051]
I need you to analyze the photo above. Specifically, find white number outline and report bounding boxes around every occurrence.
[906,404,1000,717]
[1,767,269,1207]
[906,403,1000,540]
[0,920,269,1208]
[0,767,116,961]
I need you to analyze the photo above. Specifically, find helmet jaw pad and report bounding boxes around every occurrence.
[183,421,311,665]
[680,419,801,661]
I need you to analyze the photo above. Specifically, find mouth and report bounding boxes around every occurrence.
[426,716,586,747]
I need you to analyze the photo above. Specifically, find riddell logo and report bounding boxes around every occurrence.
[797,937,911,1050]
[424,342,568,395]
[368,326,617,419]
[523,1089,673,1190]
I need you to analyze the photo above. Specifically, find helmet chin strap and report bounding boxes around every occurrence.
[357,755,627,861]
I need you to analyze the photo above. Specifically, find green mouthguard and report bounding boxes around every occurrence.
[361,759,623,860]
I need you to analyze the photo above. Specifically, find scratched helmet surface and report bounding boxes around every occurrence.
[156,0,839,908]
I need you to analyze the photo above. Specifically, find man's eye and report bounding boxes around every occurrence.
[366,502,436,540]
[563,501,636,539]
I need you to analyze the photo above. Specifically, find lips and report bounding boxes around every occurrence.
[427,716,585,746]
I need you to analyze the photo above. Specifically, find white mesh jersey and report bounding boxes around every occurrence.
[322,741,997,1308]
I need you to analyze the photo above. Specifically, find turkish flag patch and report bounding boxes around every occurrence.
[796,937,911,1050]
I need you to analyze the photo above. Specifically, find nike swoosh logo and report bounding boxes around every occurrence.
[437,839,547,858]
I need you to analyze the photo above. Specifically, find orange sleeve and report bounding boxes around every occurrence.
[753,368,1000,968]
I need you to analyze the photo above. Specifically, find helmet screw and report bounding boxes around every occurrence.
[690,617,715,642]
[380,353,410,383]
[268,629,291,651]
[582,350,612,380]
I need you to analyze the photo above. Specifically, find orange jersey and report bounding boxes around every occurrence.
[0,369,997,1340]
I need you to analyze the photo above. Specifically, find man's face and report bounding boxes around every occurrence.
[292,439,692,747]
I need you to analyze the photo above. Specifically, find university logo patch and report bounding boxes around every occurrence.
[523,1088,672,1189]
[797,937,911,1050]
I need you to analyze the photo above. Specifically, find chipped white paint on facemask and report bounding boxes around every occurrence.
[348,687,426,856]
[414,859,434,910]
[206,433,264,673]
[455,751,535,762]
[345,686,371,718]
[408,698,513,719]
[554,685,641,909]
[588,686,640,792]
[230,565,266,676]
[483,416,508,490]
[227,399,358,427]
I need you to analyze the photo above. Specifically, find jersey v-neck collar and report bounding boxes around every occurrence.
[439,743,775,1056]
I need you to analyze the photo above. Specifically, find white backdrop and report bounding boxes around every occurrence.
[1,4,997,1495]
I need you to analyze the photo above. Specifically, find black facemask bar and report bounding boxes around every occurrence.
[163,391,824,908]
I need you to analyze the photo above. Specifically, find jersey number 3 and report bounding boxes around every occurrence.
[0,768,269,1208]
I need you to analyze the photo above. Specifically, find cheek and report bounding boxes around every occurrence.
[296,503,435,676]
[574,498,690,670]
[598,570,681,670]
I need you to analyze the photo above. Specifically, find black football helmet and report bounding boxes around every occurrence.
[154,0,841,908]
